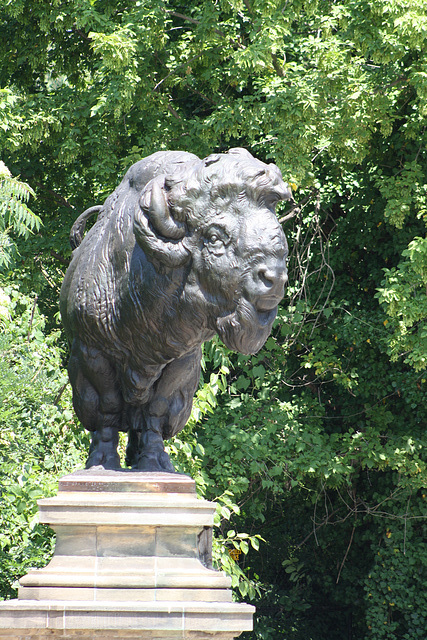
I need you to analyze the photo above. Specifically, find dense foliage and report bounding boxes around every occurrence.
[0,285,87,598]
[0,1,426,639]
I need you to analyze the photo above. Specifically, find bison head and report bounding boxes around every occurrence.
[134,148,292,355]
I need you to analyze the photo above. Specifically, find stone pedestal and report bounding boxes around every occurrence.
[0,469,254,639]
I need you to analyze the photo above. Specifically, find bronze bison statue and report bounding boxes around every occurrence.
[60,148,291,472]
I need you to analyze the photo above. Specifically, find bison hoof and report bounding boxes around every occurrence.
[85,451,121,470]
[136,451,175,473]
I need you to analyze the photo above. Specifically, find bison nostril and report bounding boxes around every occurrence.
[257,267,276,288]
[257,266,287,289]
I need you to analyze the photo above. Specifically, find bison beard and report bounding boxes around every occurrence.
[216,298,277,355]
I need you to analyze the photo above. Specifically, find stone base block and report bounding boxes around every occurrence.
[18,586,233,603]
[0,470,254,640]
[0,632,239,640]
[0,600,254,639]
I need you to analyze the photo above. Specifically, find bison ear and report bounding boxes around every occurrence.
[140,177,186,241]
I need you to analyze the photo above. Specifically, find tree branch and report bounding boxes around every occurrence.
[27,294,38,342]
[279,188,318,223]
[153,50,207,92]
[242,0,253,14]
[54,382,69,406]
[168,11,200,27]
[72,26,91,41]
[336,525,355,584]
[271,53,285,78]
[50,250,69,267]
[30,180,75,210]
[166,10,244,48]
[167,104,182,121]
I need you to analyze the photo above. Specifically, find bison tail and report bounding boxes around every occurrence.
[70,205,103,250]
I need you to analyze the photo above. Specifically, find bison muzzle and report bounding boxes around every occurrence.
[60,148,291,472]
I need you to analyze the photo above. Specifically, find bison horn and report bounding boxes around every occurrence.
[133,205,190,268]
[144,179,186,240]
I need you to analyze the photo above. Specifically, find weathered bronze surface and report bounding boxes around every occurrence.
[60,148,291,472]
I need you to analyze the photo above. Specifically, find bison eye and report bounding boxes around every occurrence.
[204,225,231,248]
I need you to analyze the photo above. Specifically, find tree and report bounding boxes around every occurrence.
[0,1,426,638]
[0,162,40,268]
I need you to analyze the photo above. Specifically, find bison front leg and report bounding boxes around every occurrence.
[127,348,202,473]
[131,409,176,473]
[68,339,123,470]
